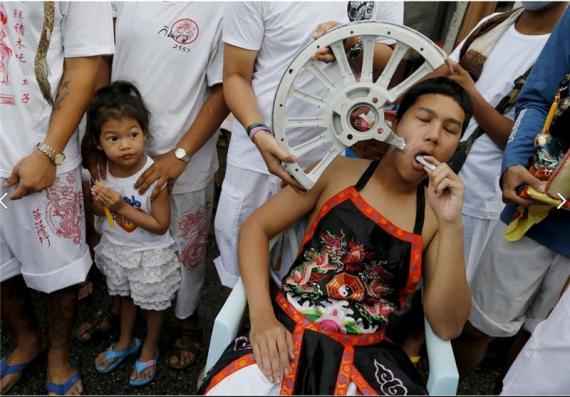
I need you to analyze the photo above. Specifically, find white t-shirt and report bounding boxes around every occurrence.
[450,17,549,219]
[101,156,174,252]
[223,1,404,174]
[111,2,224,194]
[0,2,114,178]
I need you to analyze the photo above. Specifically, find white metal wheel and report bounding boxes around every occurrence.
[272,21,447,190]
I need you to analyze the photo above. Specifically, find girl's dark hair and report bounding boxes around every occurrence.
[395,77,473,135]
[83,80,151,156]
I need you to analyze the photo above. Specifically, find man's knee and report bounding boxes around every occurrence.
[462,320,494,344]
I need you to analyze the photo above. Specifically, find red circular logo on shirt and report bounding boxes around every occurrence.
[171,18,199,45]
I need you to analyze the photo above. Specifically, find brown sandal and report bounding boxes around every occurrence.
[167,326,202,370]
[74,307,119,344]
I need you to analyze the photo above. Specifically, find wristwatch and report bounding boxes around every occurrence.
[35,142,65,165]
[174,147,191,163]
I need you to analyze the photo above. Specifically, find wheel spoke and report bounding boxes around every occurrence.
[385,61,432,102]
[330,40,355,84]
[359,36,376,83]
[375,43,408,91]
[291,87,326,108]
[286,117,327,129]
[307,146,344,183]
[290,132,333,157]
[305,61,336,92]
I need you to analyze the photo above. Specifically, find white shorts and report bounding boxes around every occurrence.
[469,221,570,337]
[213,165,282,288]
[170,181,214,319]
[501,285,570,395]
[462,214,499,283]
[0,168,92,293]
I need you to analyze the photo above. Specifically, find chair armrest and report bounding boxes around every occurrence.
[204,278,248,375]
[424,316,459,395]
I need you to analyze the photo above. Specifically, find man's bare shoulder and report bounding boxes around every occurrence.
[317,155,374,193]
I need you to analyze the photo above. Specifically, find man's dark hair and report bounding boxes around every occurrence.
[395,77,473,135]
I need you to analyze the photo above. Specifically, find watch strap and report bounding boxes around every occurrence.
[35,142,63,165]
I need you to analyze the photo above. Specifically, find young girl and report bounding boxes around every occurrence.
[200,77,472,395]
[84,81,182,387]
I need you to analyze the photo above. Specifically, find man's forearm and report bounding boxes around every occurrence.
[425,224,471,334]
[223,73,265,130]
[470,89,514,150]
[43,56,101,153]
[177,84,230,156]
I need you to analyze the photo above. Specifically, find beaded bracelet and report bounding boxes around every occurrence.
[246,122,271,141]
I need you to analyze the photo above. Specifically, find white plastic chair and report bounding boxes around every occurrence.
[202,222,459,395]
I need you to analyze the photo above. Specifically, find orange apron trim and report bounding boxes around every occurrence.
[204,353,256,394]
[350,366,376,395]
[280,324,304,395]
[334,345,355,395]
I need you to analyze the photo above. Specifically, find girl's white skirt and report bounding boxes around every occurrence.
[94,237,182,311]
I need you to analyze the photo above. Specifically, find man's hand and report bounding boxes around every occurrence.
[253,131,305,191]
[91,184,125,213]
[502,165,546,206]
[424,156,464,225]
[447,61,477,97]
[312,21,342,63]
[249,312,295,384]
[134,151,186,199]
[4,151,56,200]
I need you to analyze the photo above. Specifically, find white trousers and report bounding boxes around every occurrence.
[501,285,570,395]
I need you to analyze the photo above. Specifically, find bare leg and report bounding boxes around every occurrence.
[0,276,45,393]
[44,284,82,395]
[95,297,138,370]
[131,309,164,383]
[452,321,495,378]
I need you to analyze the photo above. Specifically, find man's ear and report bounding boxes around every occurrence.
[391,118,399,132]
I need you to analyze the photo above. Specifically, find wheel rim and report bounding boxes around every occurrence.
[272,21,447,190]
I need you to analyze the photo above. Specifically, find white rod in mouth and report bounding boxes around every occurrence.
[416,155,436,171]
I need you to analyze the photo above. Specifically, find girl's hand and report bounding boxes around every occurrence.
[91,185,125,213]
[447,61,477,97]
[424,156,464,225]
[249,313,295,384]
[134,151,185,200]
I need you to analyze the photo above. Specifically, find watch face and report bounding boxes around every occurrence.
[54,153,65,165]
[175,148,189,162]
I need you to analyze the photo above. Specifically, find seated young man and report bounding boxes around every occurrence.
[200,77,472,395]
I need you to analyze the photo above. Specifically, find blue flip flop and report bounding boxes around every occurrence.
[129,352,159,387]
[1,357,30,394]
[45,371,81,395]
[95,338,142,374]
